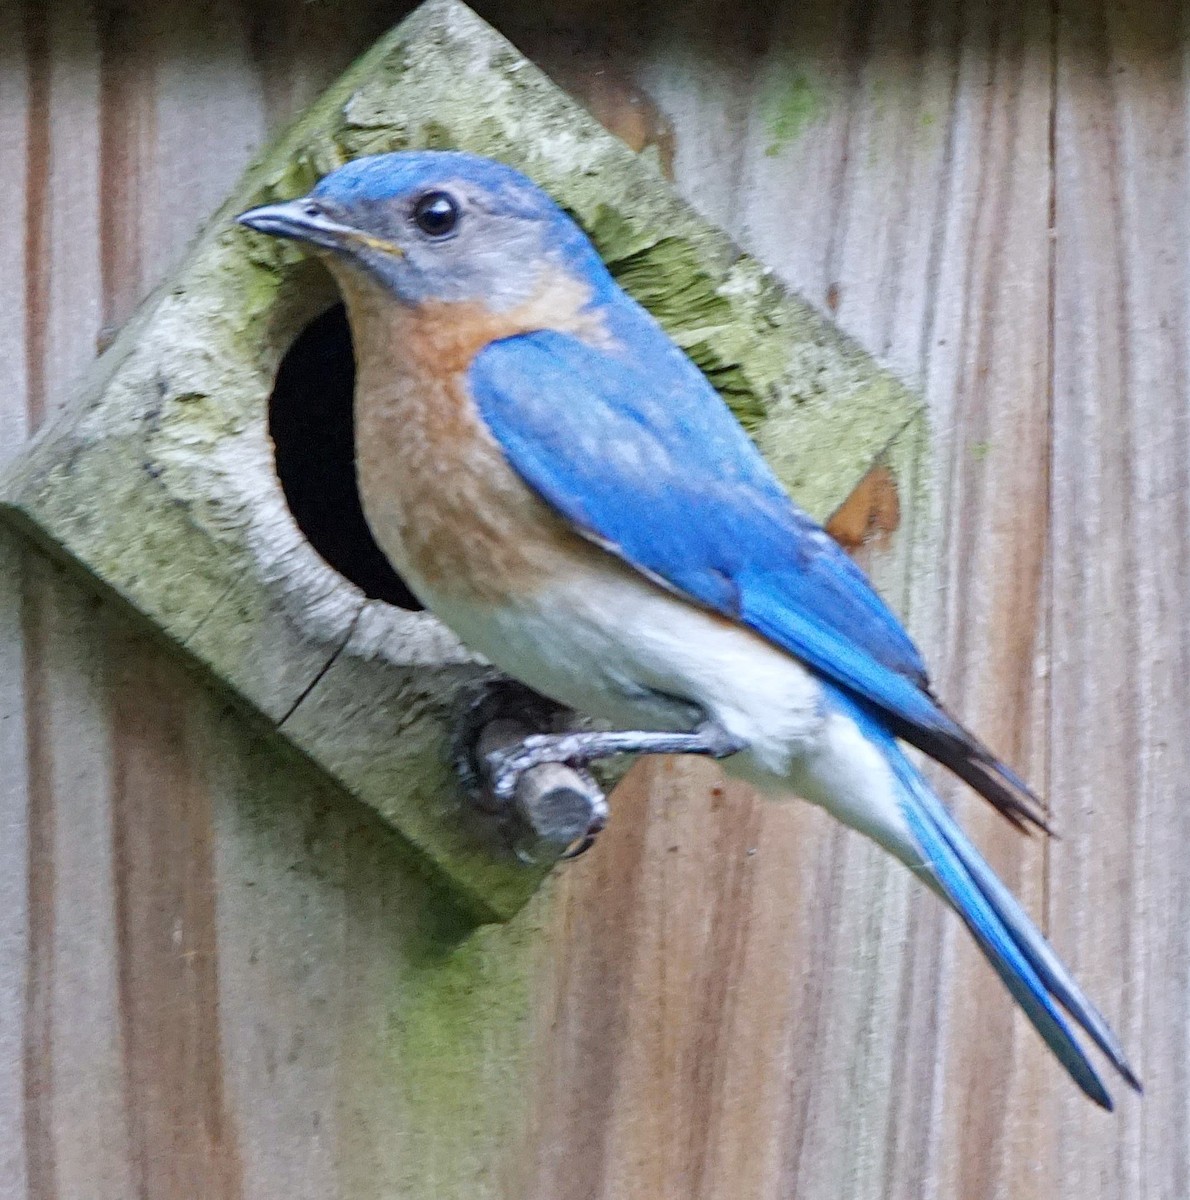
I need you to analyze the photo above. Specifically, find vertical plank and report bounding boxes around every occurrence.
[20,0,104,425]
[0,543,29,1200]
[529,2,1063,1197]
[0,2,33,1192]
[108,624,245,1200]
[3,6,550,1198]
[1052,1,1190,1195]
[906,6,1060,1195]
[21,557,138,1200]
[9,4,121,1196]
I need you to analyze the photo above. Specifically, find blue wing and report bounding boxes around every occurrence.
[468,320,1045,831]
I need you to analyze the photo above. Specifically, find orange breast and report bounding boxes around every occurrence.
[336,270,608,607]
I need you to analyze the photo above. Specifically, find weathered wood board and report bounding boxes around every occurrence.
[0,1,1183,1197]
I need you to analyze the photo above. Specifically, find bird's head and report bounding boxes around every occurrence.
[237,150,610,311]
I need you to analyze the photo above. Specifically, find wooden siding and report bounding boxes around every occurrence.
[0,1,1184,1197]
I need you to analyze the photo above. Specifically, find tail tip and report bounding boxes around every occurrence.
[1085,1055,1142,1111]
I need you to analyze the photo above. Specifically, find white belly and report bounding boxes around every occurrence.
[418,552,918,862]
[420,557,828,782]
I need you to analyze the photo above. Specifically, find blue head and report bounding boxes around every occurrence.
[238,151,613,310]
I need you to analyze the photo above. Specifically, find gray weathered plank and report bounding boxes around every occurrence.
[1050,1,1190,1193]
[0,1,33,1190]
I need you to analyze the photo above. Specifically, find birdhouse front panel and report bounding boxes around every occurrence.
[0,0,922,922]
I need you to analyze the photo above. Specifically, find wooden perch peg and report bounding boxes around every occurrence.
[474,718,608,856]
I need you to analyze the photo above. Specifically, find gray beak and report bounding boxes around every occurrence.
[236,199,358,252]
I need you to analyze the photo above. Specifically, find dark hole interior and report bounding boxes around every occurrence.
[269,303,423,612]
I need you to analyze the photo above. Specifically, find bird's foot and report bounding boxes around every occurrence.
[453,686,745,860]
[450,678,562,810]
[450,678,609,857]
[484,722,747,804]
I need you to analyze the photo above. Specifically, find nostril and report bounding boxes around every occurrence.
[268,303,423,612]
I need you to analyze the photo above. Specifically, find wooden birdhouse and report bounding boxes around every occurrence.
[0,0,920,923]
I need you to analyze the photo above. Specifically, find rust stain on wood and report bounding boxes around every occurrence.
[577,71,675,178]
[824,461,901,553]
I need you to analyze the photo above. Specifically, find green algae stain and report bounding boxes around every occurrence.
[763,69,825,157]
[686,351,768,429]
[608,238,733,330]
[582,203,652,267]
[264,153,322,203]
[387,889,546,1197]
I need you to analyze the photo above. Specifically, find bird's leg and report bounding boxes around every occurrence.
[484,722,748,804]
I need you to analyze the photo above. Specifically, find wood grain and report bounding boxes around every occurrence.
[0,0,1184,1196]
[1049,2,1190,1193]
[109,616,245,1200]
[529,4,1056,1198]
[527,0,1157,1195]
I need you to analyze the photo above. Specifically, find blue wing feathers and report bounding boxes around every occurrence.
[470,327,929,681]
[470,326,1049,829]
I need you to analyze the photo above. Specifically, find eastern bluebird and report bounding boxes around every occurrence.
[239,151,1139,1108]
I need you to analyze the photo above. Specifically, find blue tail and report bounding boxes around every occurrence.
[843,696,1140,1109]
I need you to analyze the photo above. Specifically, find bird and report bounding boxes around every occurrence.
[238,149,1139,1109]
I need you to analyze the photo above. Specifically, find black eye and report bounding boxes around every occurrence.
[413,191,460,237]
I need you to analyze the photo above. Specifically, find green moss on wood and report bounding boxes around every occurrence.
[387,892,544,1195]
[761,62,827,155]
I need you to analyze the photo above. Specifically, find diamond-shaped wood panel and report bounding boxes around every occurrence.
[0,0,923,921]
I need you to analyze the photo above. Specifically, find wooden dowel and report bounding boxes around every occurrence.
[476,719,605,847]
